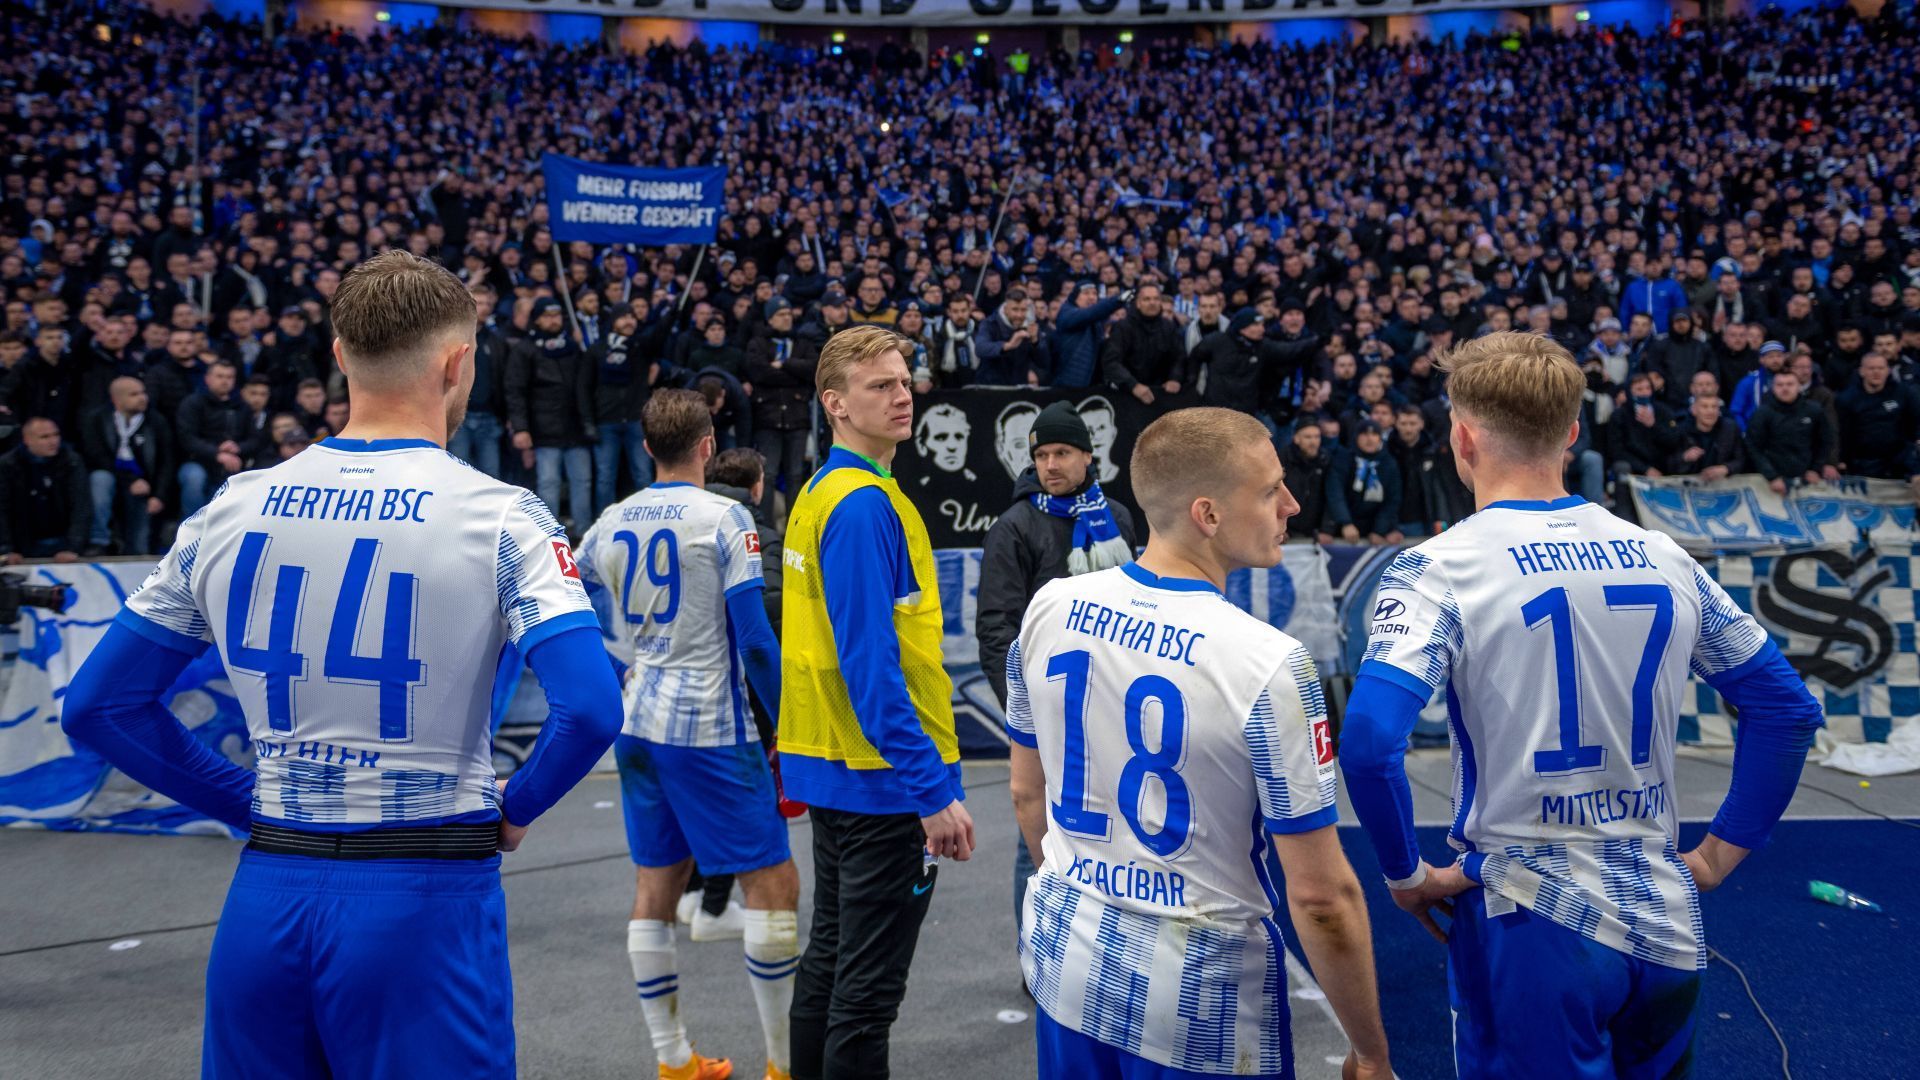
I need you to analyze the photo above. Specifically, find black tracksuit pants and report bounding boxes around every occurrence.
[790,806,937,1080]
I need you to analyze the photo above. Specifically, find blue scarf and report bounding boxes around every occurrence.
[1032,480,1134,575]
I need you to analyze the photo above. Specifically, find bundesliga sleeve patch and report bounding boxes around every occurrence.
[552,539,581,579]
[744,532,761,555]
[1312,717,1335,766]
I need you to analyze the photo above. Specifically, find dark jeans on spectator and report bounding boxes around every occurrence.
[1850,453,1920,481]
[448,410,503,479]
[1567,450,1606,506]
[20,536,69,559]
[89,470,154,554]
[179,462,215,517]
[791,807,935,1080]
[755,426,810,521]
[595,420,653,517]
[534,445,592,528]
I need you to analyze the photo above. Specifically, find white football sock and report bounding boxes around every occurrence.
[627,919,693,1068]
[742,908,800,1072]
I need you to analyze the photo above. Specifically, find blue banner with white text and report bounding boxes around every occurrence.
[542,154,725,246]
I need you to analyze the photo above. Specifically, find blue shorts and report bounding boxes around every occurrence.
[1035,1008,1290,1080]
[203,848,513,1079]
[615,734,791,874]
[1449,890,1700,1079]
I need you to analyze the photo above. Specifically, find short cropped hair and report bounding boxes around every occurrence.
[1130,407,1274,531]
[644,389,714,466]
[707,447,765,490]
[1436,331,1584,458]
[330,250,475,382]
[816,324,908,398]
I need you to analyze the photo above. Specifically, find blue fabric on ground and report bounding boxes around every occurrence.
[1265,823,1917,1080]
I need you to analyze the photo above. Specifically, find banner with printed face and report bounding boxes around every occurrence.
[542,154,725,246]
[891,386,1196,550]
[1627,474,1920,554]
[424,0,1558,27]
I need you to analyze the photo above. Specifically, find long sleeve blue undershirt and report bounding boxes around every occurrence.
[1340,642,1822,882]
[62,613,255,831]
[64,611,622,832]
[500,624,624,826]
[725,583,781,720]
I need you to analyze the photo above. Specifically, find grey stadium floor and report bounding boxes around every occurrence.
[3,752,1915,1080]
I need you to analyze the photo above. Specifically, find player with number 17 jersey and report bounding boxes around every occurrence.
[1357,501,1765,968]
[1006,562,1338,1077]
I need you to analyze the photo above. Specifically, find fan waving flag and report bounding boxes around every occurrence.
[542,153,726,245]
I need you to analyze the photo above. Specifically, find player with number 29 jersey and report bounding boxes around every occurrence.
[575,483,764,747]
[124,439,598,827]
[1006,561,1337,1076]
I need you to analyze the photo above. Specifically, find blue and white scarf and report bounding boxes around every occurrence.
[1032,481,1134,576]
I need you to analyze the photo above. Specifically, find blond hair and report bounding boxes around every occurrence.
[1437,331,1585,459]
[816,324,909,399]
[1130,407,1273,531]
[330,251,475,384]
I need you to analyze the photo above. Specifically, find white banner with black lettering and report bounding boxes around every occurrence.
[420,0,1557,26]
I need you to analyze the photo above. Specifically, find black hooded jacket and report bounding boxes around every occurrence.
[975,467,1138,707]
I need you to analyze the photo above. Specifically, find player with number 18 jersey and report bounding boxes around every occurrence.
[1007,562,1338,1077]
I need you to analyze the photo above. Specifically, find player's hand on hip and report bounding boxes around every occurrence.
[496,778,528,852]
[921,799,975,861]
[1680,844,1739,893]
[1390,860,1477,943]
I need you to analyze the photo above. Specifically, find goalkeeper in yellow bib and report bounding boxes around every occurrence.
[778,324,975,1080]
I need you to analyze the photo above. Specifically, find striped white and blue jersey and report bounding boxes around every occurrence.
[1360,495,1772,972]
[576,482,764,747]
[1007,561,1338,1075]
[121,438,596,828]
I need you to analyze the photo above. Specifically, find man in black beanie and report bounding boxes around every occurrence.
[1189,308,1309,435]
[973,397,1138,988]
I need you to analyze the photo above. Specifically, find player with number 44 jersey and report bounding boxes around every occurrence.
[1341,333,1824,1079]
[60,253,626,1079]
[1006,408,1391,1080]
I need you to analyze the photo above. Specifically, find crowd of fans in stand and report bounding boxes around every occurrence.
[3,0,1920,559]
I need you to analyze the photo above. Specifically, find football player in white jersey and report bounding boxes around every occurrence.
[1341,332,1823,1078]
[576,389,796,1080]
[61,251,625,1078]
[1006,407,1391,1080]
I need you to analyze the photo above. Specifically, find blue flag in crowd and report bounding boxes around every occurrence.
[542,153,726,246]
